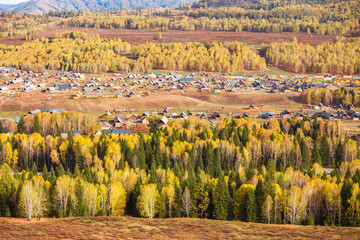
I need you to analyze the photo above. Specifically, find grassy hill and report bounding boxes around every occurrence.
[1,217,359,239]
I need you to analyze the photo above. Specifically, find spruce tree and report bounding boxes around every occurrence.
[148,162,157,184]
[17,116,25,134]
[335,140,343,168]
[246,188,256,222]
[42,164,48,181]
[255,178,266,222]
[213,176,231,220]
[312,141,321,165]
[75,179,85,216]
[320,134,330,166]
[32,115,41,134]
[340,181,353,226]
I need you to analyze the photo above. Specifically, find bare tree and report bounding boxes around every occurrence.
[181,186,193,218]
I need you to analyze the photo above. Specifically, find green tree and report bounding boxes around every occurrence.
[213,176,231,220]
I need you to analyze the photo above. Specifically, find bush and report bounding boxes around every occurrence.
[154,33,162,40]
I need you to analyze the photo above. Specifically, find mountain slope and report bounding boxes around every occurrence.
[0,4,19,11]
[11,0,196,14]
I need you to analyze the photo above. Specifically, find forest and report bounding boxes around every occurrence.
[0,32,265,73]
[1,31,359,74]
[0,0,358,38]
[1,112,360,226]
[266,38,360,74]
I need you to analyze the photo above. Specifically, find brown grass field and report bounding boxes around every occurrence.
[1,217,360,240]
[0,27,338,46]
[0,92,301,115]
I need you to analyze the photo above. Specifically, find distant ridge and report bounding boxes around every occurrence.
[0,3,19,11]
[9,0,197,14]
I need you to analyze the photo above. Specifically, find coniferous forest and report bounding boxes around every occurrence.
[1,112,360,226]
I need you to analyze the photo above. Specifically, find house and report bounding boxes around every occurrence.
[179,112,187,119]
[163,108,169,116]
[158,116,168,126]
[113,116,123,128]
[322,112,334,120]
[281,110,291,116]
[249,104,259,110]
[212,112,221,120]
[56,84,72,91]
[294,112,304,118]
[261,112,275,119]
[71,130,81,135]
[312,112,322,120]
[200,113,208,119]
[28,109,41,115]
[242,113,249,118]
[139,117,150,125]
[180,78,195,83]
[142,111,150,117]
[351,112,360,120]
[104,130,130,135]
[102,122,111,130]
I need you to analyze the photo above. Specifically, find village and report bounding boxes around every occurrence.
[0,66,360,135]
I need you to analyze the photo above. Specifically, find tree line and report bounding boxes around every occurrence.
[300,87,360,107]
[0,115,360,226]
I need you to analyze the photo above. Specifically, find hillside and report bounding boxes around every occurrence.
[1,217,359,239]
[10,0,196,14]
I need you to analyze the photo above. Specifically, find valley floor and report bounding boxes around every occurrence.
[1,216,360,240]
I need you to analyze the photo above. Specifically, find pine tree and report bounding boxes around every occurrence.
[32,115,41,134]
[18,116,25,134]
[255,178,266,222]
[42,164,48,181]
[75,179,85,216]
[312,141,321,165]
[48,167,56,186]
[340,181,353,226]
[335,139,343,167]
[127,179,141,216]
[320,134,330,166]
[213,176,231,220]
[213,148,222,178]
[246,188,256,222]
[148,162,157,184]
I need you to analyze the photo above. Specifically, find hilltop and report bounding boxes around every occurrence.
[10,0,197,14]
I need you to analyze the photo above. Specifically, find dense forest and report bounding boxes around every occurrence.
[0,0,358,37]
[0,32,265,73]
[1,112,360,226]
[1,31,360,74]
[266,38,360,74]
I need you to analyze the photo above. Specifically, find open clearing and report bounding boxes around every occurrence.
[1,217,359,240]
[0,28,338,46]
[0,92,301,115]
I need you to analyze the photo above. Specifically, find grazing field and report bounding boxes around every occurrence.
[0,217,359,240]
[0,28,338,46]
[0,92,301,115]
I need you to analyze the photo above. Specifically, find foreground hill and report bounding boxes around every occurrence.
[10,0,196,14]
[1,217,359,239]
